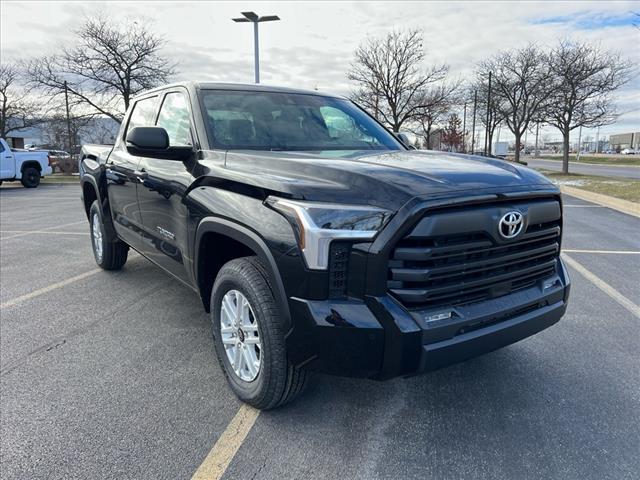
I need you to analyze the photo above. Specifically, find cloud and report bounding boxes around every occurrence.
[1,0,638,140]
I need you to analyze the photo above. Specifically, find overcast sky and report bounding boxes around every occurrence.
[1,1,639,142]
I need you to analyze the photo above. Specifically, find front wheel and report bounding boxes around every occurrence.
[20,167,40,188]
[211,257,307,410]
[89,200,128,270]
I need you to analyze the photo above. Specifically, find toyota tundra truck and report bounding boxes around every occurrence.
[79,82,570,409]
[1,138,52,187]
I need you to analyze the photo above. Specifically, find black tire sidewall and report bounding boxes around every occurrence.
[211,260,285,405]
[21,167,40,188]
[89,201,108,267]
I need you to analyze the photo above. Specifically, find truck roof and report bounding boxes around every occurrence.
[136,81,345,100]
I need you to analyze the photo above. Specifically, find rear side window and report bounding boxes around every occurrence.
[156,92,192,146]
[126,96,158,136]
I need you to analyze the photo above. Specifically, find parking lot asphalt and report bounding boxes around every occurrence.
[1,183,639,480]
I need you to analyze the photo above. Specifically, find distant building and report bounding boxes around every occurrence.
[4,117,120,151]
[609,132,640,151]
[4,127,43,149]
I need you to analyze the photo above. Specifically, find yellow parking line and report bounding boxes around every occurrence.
[191,404,260,480]
[562,254,640,319]
[563,249,640,255]
[0,269,101,309]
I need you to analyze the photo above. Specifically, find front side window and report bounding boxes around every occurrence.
[156,92,192,146]
[201,90,402,152]
[126,96,158,135]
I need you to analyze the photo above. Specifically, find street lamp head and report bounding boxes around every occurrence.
[231,11,280,23]
[241,11,259,21]
[258,15,280,22]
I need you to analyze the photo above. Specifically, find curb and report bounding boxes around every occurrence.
[560,186,640,218]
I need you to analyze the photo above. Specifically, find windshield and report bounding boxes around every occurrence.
[201,90,402,152]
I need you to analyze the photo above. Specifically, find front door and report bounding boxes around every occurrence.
[136,90,197,284]
[0,142,16,179]
[106,95,159,249]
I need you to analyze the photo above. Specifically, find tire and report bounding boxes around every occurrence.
[89,200,128,270]
[20,167,40,188]
[211,257,307,410]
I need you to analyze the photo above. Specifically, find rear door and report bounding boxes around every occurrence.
[136,88,198,284]
[0,141,16,179]
[106,95,159,249]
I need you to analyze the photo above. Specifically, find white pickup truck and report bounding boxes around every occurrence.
[0,138,52,188]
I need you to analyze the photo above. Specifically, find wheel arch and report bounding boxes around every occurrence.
[195,217,292,330]
[20,161,42,173]
[81,178,99,219]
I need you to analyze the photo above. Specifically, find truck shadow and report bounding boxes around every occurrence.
[256,344,636,479]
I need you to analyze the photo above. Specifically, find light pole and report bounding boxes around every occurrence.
[232,11,280,84]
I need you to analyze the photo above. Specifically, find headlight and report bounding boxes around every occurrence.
[266,196,392,270]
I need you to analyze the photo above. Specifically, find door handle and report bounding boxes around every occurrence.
[133,169,148,181]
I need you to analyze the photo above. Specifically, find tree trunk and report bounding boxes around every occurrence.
[562,129,570,174]
[514,133,522,163]
[487,129,494,156]
[425,124,432,149]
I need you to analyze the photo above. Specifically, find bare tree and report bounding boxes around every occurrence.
[348,29,448,132]
[0,63,43,138]
[546,41,632,173]
[27,17,175,123]
[477,45,550,163]
[413,81,461,149]
[470,80,506,156]
[41,113,95,149]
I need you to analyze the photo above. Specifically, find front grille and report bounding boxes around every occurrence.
[329,242,350,298]
[387,203,561,309]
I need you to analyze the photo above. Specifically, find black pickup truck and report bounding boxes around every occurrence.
[80,82,570,409]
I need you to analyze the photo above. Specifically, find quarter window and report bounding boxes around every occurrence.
[156,92,192,146]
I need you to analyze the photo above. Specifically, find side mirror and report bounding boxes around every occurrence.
[394,132,416,150]
[125,127,192,161]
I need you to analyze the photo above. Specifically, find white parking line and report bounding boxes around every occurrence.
[191,404,260,480]
[563,249,640,255]
[0,220,86,240]
[0,268,101,309]
[1,230,89,236]
[563,205,605,208]
[562,254,640,319]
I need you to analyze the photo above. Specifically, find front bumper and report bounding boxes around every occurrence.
[286,257,570,379]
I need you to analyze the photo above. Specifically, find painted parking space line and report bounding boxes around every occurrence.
[563,249,640,255]
[1,230,89,236]
[191,404,260,480]
[562,254,640,319]
[0,220,86,240]
[0,268,101,309]
[563,205,605,208]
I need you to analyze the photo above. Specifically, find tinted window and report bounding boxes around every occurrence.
[156,92,192,146]
[201,90,401,152]
[126,96,158,135]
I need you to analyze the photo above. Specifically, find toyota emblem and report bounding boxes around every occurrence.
[498,211,524,239]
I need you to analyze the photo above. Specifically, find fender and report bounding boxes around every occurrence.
[194,217,292,331]
[80,173,118,241]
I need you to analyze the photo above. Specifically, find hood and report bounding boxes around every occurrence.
[200,149,555,210]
